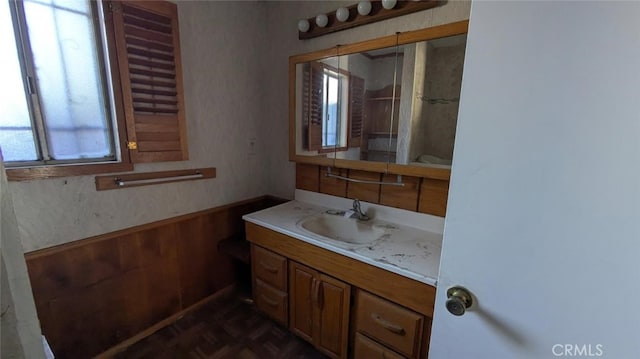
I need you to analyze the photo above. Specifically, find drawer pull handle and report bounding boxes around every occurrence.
[371,313,406,335]
[259,261,278,273]
[260,295,279,307]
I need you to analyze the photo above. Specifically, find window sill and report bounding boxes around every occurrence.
[6,162,134,181]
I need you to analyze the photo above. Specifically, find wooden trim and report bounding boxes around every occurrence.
[291,155,334,167]
[94,167,216,190]
[289,57,297,161]
[246,222,436,317]
[291,21,468,62]
[95,284,235,358]
[298,1,442,40]
[6,162,134,181]
[318,146,348,154]
[24,195,280,259]
[290,47,339,65]
[397,20,468,46]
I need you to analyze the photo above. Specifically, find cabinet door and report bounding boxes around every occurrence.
[316,273,351,359]
[289,262,317,342]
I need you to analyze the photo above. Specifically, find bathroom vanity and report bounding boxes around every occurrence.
[243,190,443,359]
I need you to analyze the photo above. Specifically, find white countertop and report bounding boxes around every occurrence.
[242,190,443,287]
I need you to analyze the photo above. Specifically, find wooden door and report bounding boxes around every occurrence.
[315,273,351,359]
[289,262,317,342]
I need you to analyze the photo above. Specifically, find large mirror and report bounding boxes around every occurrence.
[289,21,468,178]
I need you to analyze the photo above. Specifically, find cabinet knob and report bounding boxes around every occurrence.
[446,286,473,316]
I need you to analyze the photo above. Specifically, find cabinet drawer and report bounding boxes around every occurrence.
[355,291,424,358]
[255,279,288,325]
[252,245,287,290]
[354,333,405,359]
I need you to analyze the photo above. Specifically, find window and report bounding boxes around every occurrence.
[1,0,116,165]
[304,61,350,152]
[0,0,188,180]
[321,69,340,147]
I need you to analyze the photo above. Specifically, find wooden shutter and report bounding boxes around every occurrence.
[349,76,365,148]
[307,62,324,152]
[109,1,188,162]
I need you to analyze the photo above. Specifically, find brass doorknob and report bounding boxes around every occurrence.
[446,286,473,316]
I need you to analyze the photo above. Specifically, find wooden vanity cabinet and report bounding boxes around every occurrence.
[246,222,436,358]
[289,261,351,359]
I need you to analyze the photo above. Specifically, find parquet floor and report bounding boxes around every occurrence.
[114,293,325,359]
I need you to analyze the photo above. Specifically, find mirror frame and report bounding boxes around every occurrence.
[289,20,469,181]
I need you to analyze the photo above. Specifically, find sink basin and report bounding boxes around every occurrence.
[297,213,385,244]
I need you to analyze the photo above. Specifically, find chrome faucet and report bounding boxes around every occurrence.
[351,199,370,221]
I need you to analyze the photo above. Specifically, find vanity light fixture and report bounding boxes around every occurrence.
[298,0,441,40]
[315,13,329,28]
[336,7,350,22]
[357,1,372,16]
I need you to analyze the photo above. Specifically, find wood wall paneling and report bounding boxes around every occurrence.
[346,170,381,203]
[25,196,283,358]
[299,164,448,217]
[380,174,420,211]
[418,179,450,217]
[296,163,320,192]
[177,215,234,308]
[319,167,348,197]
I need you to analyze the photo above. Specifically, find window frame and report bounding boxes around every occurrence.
[4,0,188,181]
[3,0,132,179]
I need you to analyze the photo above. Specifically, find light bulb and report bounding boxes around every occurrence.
[315,14,328,28]
[336,7,349,22]
[382,0,397,10]
[297,19,310,32]
[357,1,372,16]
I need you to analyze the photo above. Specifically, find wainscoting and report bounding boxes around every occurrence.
[296,163,449,217]
[25,196,285,358]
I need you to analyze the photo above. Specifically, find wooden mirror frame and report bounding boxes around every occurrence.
[289,20,469,181]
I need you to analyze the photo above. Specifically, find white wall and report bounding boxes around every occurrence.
[9,1,271,252]
[431,1,640,357]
